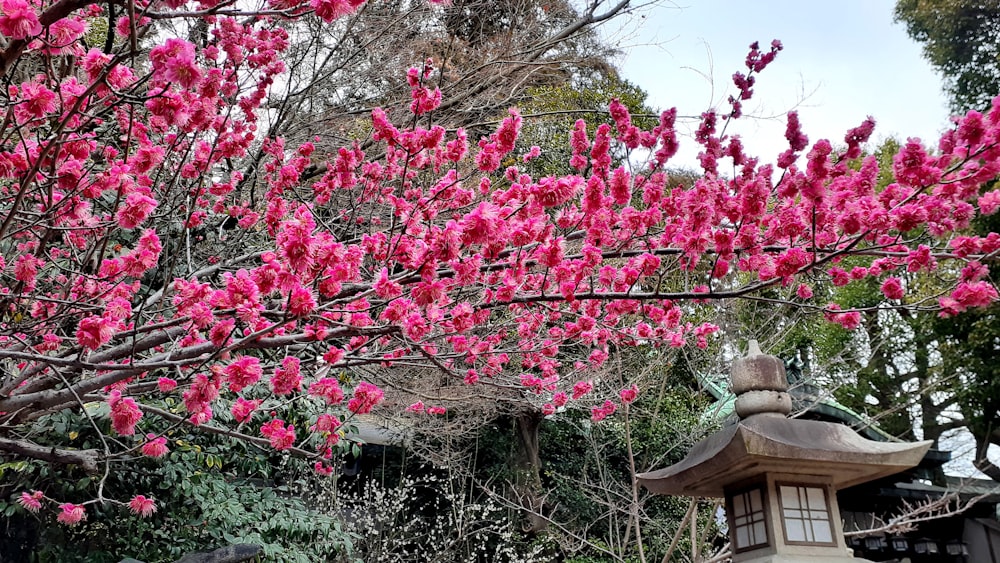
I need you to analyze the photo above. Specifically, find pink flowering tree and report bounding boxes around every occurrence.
[1,0,1000,531]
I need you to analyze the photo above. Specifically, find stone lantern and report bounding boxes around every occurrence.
[637,341,932,562]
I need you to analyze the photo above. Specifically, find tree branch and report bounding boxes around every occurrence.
[0,436,101,473]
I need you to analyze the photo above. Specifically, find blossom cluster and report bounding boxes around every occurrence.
[2,0,1000,527]
[16,491,155,524]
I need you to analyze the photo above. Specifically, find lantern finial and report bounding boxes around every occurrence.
[731,340,791,418]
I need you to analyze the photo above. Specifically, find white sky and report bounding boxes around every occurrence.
[607,0,953,171]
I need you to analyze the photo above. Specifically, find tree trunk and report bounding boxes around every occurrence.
[512,410,547,534]
[973,429,1000,483]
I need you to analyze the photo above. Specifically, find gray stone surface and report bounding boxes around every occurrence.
[118,544,262,563]
[734,389,792,417]
[638,408,932,496]
[730,340,789,396]
[174,544,262,563]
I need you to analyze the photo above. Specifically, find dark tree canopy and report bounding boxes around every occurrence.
[895,0,1000,112]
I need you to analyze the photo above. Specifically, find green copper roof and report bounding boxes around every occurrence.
[696,371,897,442]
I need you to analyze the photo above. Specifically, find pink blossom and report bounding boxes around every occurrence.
[310,0,365,22]
[796,284,813,299]
[619,385,639,404]
[408,63,442,115]
[961,261,988,283]
[893,138,941,188]
[276,205,317,273]
[570,118,590,154]
[260,419,296,450]
[13,254,42,288]
[308,377,345,405]
[117,191,158,229]
[571,381,593,400]
[842,116,876,158]
[371,107,400,144]
[412,279,447,307]
[475,142,501,172]
[880,277,905,300]
[347,381,384,414]
[950,236,981,258]
[103,298,132,321]
[141,434,169,458]
[270,356,302,395]
[224,356,262,393]
[157,377,178,393]
[231,397,261,423]
[652,108,680,166]
[609,166,632,205]
[311,413,341,440]
[533,176,581,208]
[907,245,937,273]
[552,392,568,407]
[0,0,41,39]
[474,109,521,171]
[445,128,467,161]
[287,285,316,316]
[938,297,963,318]
[946,281,999,313]
[182,374,218,424]
[209,318,235,347]
[522,145,541,163]
[43,17,86,53]
[775,247,810,278]
[426,406,446,415]
[36,332,60,352]
[824,305,861,330]
[17,81,57,119]
[17,491,43,512]
[464,369,479,385]
[520,373,543,393]
[590,400,617,422]
[495,108,522,153]
[979,190,1000,215]
[108,391,143,436]
[827,267,851,287]
[745,39,782,72]
[128,495,156,517]
[57,503,86,526]
[407,401,425,413]
[588,348,608,368]
[374,267,402,298]
[323,347,346,365]
[591,123,613,176]
[149,38,202,88]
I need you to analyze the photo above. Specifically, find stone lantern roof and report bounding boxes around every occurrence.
[637,341,932,498]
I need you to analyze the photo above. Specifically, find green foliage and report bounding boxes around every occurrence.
[516,75,657,177]
[929,199,1000,475]
[538,359,720,561]
[895,0,1000,112]
[82,15,111,51]
[1,410,354,563]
